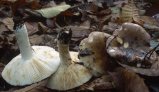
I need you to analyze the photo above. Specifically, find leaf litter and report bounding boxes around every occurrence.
[0,0,159,92]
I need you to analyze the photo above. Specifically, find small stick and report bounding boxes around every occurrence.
[106,35,118,49]
[144,43,159,61]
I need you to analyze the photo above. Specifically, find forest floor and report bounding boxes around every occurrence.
[0,0,159,92]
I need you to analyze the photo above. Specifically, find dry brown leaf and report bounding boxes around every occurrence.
[1,18,14,31]
[57,26,92,38]
[12,0,41,13]
[79,75,114,91]
[41,1,56,8]
[110,67,149,92]
[79,20,91,29]
[25,22,39,35]
[0,0,17,3]
[0,0,41,16]
[0,23,10,33]
[29,35,43,45]
[38,22,50,33]
[118,0,143,25]
[141,16,159,26]
[0,5,12,18]
[102,22,121,34]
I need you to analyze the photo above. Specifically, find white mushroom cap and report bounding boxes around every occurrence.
[47,29,92,90]
[79,32,110,77]
[2,46,60,86]
[2,24,60,86]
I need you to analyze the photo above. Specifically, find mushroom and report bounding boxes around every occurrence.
[47,29,92,90]
[78,32,111,77]
[106,23,159,76]
[2,23,60,86]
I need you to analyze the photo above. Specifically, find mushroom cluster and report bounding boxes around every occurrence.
[47,29,92,90]
[106,23,159,76]
[78,32,110,77]
[2,18,92,90]
[2,23,60,86]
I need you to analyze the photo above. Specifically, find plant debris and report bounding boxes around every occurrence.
[0,0,159,92]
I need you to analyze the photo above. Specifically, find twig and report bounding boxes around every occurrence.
[106,35,118,49]
[144,43,159,61]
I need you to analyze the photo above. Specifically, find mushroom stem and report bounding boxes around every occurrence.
[57,42,71,66]
[14,24,33,60]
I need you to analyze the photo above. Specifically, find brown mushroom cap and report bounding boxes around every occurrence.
[79,32,110,77]
[106,23,159,76]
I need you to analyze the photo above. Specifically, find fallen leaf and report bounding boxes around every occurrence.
[141,16,159,26]
[102,22,121,34]
[1,17,14,31]
[57,26,92,38]
[25,22,39,35]
[79,75,114,91]
[110,67,149,92]
[11,0,41,15]
[119,0,143,24]
[36,4,71,18]
[0,5,12,18]
[29,35,43,45]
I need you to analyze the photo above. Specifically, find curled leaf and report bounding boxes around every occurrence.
[36,4,71,18]
[119,0,143,24]
[110,68,149,92]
